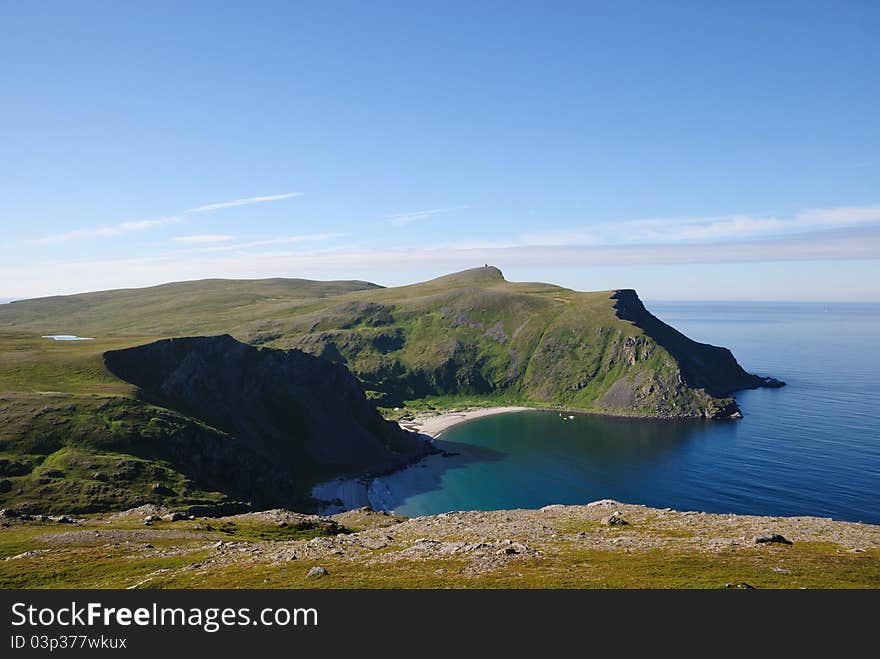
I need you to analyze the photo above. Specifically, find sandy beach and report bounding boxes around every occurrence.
[401,406,532,438]
[312,406,532,513]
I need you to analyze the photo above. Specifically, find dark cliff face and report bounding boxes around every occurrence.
[103,335,433,507]
[611,290,784,397]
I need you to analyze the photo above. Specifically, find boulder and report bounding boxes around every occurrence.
[162,511,188,522]
[151,483,176,497]
[307,566,328,578]
[606,512,629,526]
[755,534,793,545]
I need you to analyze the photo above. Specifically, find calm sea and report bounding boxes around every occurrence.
[384,302,880,523]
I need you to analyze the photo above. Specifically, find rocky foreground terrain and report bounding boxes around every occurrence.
[2,500,877,588]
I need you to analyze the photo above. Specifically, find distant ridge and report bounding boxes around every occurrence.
[0,265,783,419]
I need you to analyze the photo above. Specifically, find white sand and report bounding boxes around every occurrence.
[311,477,372,513]
[312,406,533,513]
[401,406,532,438]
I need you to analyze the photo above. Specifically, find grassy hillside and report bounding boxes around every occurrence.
[0,266,779,420]
[0,335,431,514]
[0,278,380,336]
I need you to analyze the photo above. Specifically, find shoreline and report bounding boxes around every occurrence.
[401,405,533,438]
[312,406,532,514]
[310,400,767,516]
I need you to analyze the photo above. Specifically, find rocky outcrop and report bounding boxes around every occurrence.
[103,335,435,509]
[611,290,785,395]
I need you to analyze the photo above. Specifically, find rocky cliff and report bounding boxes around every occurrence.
[0,336,434,514]
[102,335,434,498]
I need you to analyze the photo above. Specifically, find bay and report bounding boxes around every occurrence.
[380,302,880,524]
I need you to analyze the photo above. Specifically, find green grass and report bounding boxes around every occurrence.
[0,334,147,395]
[0,266,760,418]
[0,545,212,589]
[0,278,380,337]
[1,518,876,589]
[0,393,233,513]
[0,267,775,515]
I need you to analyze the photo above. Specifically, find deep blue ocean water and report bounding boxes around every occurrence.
[390,302,880,523]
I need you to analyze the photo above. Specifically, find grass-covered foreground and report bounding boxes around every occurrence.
[1,502,876,589]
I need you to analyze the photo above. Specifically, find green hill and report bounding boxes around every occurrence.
[0,266,784,513]
[0,277,381,336]
[0,335,431,514]
[0,266,781,420]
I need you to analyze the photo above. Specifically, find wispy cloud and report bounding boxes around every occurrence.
[390,206,468,226]
[188,233,347,252]
[522,204,880,246]
[796,204,880,226]
[31,190,303,244]
[184,192,302,214]
[33,216,182,244]
[172,234,235,243]
[8,225,880,300]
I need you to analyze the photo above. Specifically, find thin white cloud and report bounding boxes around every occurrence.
[30,190,303,244]
[16,202,880,297]
[6,225,880,300]
[797,204,880,226]
[390,206,468,226]
[523,204,880,246]
[184,192,302,214]
[172,234,235,243]
[33,216,182,244]
[190,233,347,252]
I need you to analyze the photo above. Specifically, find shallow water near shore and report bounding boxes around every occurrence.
[356,302,880,524]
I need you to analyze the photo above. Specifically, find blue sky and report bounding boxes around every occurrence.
[2,1,878,300]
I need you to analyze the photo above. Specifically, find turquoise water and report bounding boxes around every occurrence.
[390,302,880,524]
